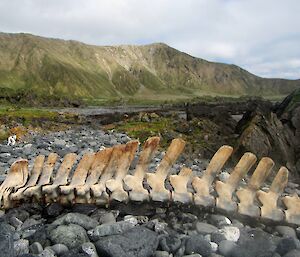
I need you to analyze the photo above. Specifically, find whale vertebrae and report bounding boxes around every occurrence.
[0,137,299,225]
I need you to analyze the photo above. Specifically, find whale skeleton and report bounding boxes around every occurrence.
[0,136,299,225]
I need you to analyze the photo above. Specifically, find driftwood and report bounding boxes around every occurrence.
[1,137,299,225]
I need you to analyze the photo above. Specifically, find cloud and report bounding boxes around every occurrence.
[0,0,299,79]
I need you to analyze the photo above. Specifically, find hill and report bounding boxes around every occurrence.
[0,32,299,105]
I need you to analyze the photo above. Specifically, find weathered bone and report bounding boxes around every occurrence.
[146,138,186,201]
[257,167,288,221]
[75,148,113,203]
[91,144,128,205]
[216,152,257,212]
[192,145,233,207]
[0,159,29,208]
[106,140,139,202]
[283,194,300,225]
[24,153,58,201]
[236,157,274,217]
[170,167,193,203]
[1,137,298,226]
[10,155,45,202]
[124,137,160,201]
[59,153,95,204]
[42,153,77,202]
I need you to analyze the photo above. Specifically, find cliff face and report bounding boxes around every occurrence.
[0,32,299,103]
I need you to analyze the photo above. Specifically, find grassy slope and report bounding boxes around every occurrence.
[0,32,299,105]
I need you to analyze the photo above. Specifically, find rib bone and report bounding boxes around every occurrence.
[123,137,160,202]
[0,159,29,208]
[75,148,113,203]
[170,167,193,203]
[42,153,77,202]
[106,140,139,202]
[216,152,257,212]
[192,145,233,207]
[59,153,95,204]
[146,138,186,201]
[91,144,127,205]
[257,167,288,221]
[10,155,45,202]
[236,157,274,217]
[24,153,58,201]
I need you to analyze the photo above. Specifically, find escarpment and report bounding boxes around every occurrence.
[0,136,300,226]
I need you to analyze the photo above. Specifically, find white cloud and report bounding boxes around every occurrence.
[0,0,299,79]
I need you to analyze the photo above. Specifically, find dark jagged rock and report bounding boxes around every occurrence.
[0,221,15,257]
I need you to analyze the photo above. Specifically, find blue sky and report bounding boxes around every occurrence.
[0,0,299,79]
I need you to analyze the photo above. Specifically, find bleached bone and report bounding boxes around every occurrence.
[75,148,113,203]
[106,140,139,202]
[216,152,257,212]
[124,137,160,201]
[42,153,77,202]
[283,194,300,225]
[170,167,193,203]
[59,153,95,204]
[24,153,58,201]
[146,138,186,201]
[192,145,233,207]
[91,144,128,205]
[236,157,274,217]
[10,155,45,202]
[257,167,288,221]
[0,159,29,208]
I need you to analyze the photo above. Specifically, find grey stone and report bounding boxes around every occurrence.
[283,249,300,257]
[52,212,98,230]
[195,222,218,235]
[88,219,137,241]
[81,242,98,257]
[29,242,43,254]
[208,214,232,228]
[185,235,212,257]
[38,248,56,257]
[155,251,170,257]
[275,226,297,238]
[0,222,15,257]
[53,139,66,148]
[219,226,240,242]
[95,227,158,257]
[21,218,41,230]
[218,240,237,256]
[99,212,116,224]
[49,224,89,249]
[9,216,23,229]
[23,144,33,155]
[14,239,29,256]
[276,237,299,256]
[182,255,202,257]
[51,244,69,256]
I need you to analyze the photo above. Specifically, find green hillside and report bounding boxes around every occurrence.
[0,32,299,105]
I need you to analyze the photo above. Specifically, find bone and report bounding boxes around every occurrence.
[236,157,274,217]
[283,194,300,225]
[24,153,58,201]
[10,155,45,201]
[91,144,127,205]
[215,152,257,212]
[123,137,160,202]
[257,166,288,221]
[0,159,29,208]
[42,153,77,202]
[192,145,233,207]
[75,148,113,204]
[170,167,193,203]
[59,152,95,204]
[146,138,186,202]
[106,140,139,202]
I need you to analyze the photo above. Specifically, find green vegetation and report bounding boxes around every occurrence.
[0,32,298,107]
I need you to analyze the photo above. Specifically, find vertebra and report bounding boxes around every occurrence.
[1,137,299,225]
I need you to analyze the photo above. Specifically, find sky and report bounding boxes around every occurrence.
[0,0,299,79]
